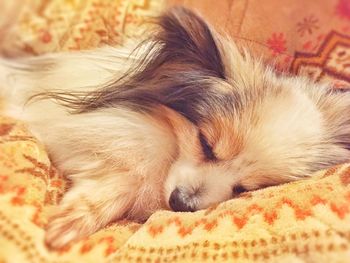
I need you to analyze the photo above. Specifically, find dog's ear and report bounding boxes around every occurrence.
[152,6,226,79]
[33,7,230,117]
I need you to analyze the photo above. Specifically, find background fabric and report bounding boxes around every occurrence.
[0,0,163,57]
[170,0,350,87]
[0,0,350,262]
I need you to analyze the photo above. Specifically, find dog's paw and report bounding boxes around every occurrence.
[45,208,96,250]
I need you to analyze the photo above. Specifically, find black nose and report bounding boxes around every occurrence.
[169,188,195,212]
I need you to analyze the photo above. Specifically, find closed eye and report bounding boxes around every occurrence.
[232,185,247,195]
[198,132,217,161]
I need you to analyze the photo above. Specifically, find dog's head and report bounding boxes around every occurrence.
[127,7,337,212]
[43,7,350,213]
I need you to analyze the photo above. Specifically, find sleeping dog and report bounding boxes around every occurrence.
[1,7,350,249]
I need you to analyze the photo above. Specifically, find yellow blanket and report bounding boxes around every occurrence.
[0,0,350,262]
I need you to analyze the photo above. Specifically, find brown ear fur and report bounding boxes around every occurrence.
[154,6,226,79]
[125,6,226,84]
[30,7,228,122]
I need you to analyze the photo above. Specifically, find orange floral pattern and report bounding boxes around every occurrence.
[1,0,350,262]
[170,0,350,87]
[0,0,164,57]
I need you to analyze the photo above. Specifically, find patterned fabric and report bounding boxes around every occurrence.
[170,0,350,87]
[0,0,164,57]
[1,0,350,262]
[1,115,350,262]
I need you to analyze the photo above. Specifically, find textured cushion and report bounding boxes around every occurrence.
[0,0,164,56]
[169,0,350,87]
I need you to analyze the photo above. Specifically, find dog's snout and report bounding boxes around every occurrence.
[169,188,195,212]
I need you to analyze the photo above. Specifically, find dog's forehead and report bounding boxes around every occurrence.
[162,77,240,124]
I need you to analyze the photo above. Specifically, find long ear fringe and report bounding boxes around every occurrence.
[29,7,227,117]
[155,6,226,79]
